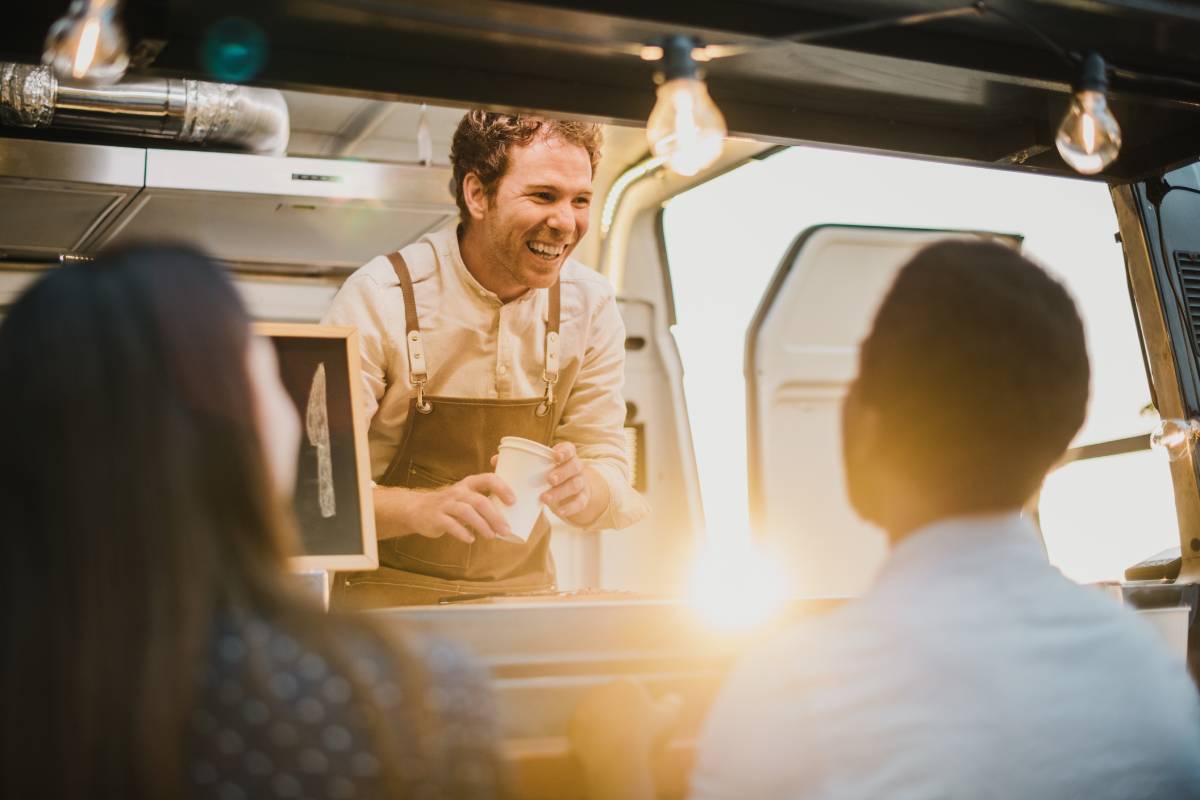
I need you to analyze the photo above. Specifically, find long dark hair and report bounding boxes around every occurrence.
[0,245,417,797]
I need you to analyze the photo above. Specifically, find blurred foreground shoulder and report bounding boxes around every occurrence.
[188,611,506,800]
[689,622,831,800]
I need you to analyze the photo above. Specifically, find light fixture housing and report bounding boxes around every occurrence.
[43,0,129,85]
[645,35,727,177]
[1055,52,1121,175]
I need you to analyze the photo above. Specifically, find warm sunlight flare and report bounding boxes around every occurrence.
[687,542,790,631]
[664,146,1170,588]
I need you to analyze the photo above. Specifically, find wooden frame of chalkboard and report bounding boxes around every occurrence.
[256,322,378,571]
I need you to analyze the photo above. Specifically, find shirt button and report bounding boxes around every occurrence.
[497,365,508,376]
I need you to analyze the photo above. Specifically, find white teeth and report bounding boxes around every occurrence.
[528,242,565,258]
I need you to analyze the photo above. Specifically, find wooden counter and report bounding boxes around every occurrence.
[367,594,843,798]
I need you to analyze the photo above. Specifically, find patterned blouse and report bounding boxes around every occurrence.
[186,612,505,799]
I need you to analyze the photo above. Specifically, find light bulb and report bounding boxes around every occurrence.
[1055,52,1121,175]
[1056,90,1121,174]
[646,77,726,177]
[43,0,129,85]
[1150,418,1200,462]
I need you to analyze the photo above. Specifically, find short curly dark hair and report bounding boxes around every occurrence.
[856,239,1090,511]
[449,111,603,223]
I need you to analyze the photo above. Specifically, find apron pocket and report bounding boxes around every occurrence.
[407,462,463,489]
[380,462,472,575]
[383,533,472,576]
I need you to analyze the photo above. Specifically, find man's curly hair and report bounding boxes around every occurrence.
[449,111,603,223]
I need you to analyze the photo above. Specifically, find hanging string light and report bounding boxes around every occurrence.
[1151,418,1200,462]
[632,6,1140,179]
[644,35,727,177]
[43,0,129,85]
[34,0,1139,180]
[1056,52,1122,175]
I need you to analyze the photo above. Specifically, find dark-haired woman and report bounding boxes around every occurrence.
[0,244,505,799]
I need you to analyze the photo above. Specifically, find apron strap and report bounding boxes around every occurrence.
[539,281,561,417]
[387,251,432,413]
[388,249,561,417]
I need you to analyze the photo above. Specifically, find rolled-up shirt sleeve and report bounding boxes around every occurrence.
[553,290,651,531]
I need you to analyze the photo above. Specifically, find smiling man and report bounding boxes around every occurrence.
[324,111,648,607]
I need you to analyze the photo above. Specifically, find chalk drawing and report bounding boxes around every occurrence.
[306,362,336,518]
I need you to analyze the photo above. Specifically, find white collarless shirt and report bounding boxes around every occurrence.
[322,226,649,531]
[692,513,1200,799]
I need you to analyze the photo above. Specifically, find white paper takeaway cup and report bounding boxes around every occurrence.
[492,436,556,542]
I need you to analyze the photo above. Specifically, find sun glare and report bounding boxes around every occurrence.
[664,145,1167,589]
[687,542,790,632]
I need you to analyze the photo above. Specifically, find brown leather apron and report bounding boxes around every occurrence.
[332,251,562,609]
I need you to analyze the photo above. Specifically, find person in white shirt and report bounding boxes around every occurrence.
[571,240,1200,799]
[325,111,648,607]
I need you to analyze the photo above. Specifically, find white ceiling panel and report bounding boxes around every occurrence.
[281,90,463,163]
[281,90,367,134]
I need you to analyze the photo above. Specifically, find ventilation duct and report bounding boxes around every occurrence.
[0,63,288,155]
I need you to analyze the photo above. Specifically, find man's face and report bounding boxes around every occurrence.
[479,134,593,289]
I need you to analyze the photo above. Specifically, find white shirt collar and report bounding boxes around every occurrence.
[876,510,1042,586]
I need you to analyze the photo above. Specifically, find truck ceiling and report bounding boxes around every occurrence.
[4,1,1200,181]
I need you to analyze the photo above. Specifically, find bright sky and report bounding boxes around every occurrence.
[662,145,1179,586]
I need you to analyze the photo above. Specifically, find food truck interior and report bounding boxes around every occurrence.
[5,1,1200,796]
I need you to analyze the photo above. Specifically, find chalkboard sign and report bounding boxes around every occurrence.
[256,323,378,571]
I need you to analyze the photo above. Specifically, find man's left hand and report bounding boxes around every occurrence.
[542,442,592,520]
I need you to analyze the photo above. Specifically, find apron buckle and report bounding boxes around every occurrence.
[536,376,556,417]
[415,378,433,414]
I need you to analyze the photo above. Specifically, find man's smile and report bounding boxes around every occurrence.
[526,240,568,260]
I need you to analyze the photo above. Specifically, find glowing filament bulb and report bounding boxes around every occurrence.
[72,18,101,79]
[44,0,129,85]
[1150,418,1200,462]
[646,77,726,177]
[1080,112,1095,154]
[1056,90,1121,174]
[1055,53,1121,175]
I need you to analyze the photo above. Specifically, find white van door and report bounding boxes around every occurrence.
[745,224,1018,598]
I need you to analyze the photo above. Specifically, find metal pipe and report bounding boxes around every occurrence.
[0,63,289,155]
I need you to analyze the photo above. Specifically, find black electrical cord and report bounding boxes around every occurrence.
[770,1,1200,101]
[326,0,1200,99]
[777,4,983,45]
[1109,65,1200,97]
[324,0,650,56]
[974,1,1080,70]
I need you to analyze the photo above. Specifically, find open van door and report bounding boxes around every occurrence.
[1124,161,1200,587]
[745,224,1020,598]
